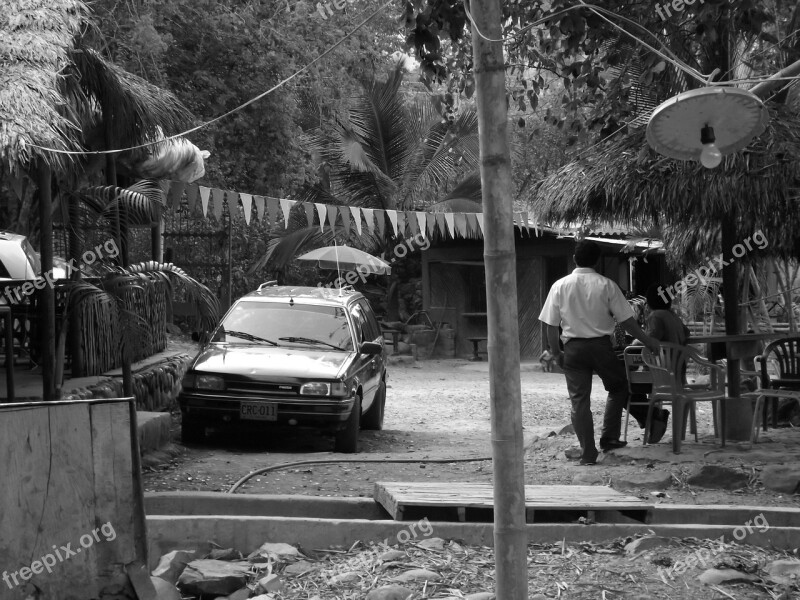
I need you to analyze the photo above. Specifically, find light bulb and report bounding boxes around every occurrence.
[700,143,722,168]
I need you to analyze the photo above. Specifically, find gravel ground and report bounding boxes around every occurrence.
[143,358,800,508]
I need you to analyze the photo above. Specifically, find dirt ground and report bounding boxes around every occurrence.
[143,358,800,508]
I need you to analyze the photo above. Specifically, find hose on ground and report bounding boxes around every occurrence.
[227,456,493,493]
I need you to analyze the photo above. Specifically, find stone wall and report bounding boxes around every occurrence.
[63,353,191,411]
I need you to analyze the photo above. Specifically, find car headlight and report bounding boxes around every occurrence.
[183,373,226,391]
[300,382,349,397]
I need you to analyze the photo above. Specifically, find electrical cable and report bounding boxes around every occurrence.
[226,455,493,493]
[27,0,799,158]
[27,0,396,157]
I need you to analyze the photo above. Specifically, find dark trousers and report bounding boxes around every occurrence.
[563,337,649,459]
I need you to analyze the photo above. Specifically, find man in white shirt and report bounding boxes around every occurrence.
[539,241,664,465]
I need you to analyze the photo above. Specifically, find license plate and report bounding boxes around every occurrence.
[240,402,277,421]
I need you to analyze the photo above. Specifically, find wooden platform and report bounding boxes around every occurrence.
[374,482,652,524]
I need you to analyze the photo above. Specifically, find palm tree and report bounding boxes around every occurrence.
[255,62,481,315]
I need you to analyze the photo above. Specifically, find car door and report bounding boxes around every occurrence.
[350,302,379,405]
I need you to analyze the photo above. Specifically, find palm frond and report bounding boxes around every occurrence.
[249,227,335,273]
[126,261,220,331]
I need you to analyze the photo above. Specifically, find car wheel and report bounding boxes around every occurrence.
[181,416,205,445]
[334,393,361,453]
[361,379,385,431]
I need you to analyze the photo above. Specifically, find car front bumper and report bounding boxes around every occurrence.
[178,390,356,431]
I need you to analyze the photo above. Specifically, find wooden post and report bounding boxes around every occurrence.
[721,215,751,439]
[469,0,528,597]
[39,163,56,401]
[68,192,84,377]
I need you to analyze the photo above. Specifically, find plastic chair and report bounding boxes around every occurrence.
[641,343,728,454]
[741,338,800,442]
[622,346,654,443]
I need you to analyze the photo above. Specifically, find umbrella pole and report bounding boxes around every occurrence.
[721,215,751,440]
[470,0,528,597]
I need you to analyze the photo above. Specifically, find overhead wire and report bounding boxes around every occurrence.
[27,0,396,157]
[27,0,800,158]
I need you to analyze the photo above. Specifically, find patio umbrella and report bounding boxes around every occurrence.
[297,245,391,275]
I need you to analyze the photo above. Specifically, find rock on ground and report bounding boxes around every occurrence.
[177,559,251,596]
[687,465,749,490]
[365,585,415,600]
[759,465,800,494]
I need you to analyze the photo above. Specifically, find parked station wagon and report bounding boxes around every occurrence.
[178,284,387,452]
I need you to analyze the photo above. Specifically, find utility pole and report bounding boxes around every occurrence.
[469,0,528,597]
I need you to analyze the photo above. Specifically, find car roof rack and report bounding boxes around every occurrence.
[257,280,278,291]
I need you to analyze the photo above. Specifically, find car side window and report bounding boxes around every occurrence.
[358,300,380,341]
[351,305,367,343]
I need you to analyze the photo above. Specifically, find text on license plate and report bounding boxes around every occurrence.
[240,402,277,421]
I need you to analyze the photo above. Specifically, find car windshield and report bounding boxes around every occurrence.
[213,301,353,351]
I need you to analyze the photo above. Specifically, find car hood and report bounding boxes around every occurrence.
[191,344,353,379]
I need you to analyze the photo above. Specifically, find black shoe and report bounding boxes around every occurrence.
[579,453,598,466]
[648,410,670,444]
[599,439,628,452]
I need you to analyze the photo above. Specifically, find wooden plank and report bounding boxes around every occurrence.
[0,400,140,599]
[374,482,648,520]
[91,402,137,584]
[0,403,99,598]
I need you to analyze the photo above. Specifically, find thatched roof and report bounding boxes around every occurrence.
[0,0,88,173]
[527,105,800,266]
[1,0,194,176]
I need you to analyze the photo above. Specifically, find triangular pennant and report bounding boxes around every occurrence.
[167,181,186,209]
[327,205,338,232]
[416,212,428,238]
[254,195,266,222]
[315,203,327,233]
[454,213,468,238]
[304,202,315,228]
[186,183,200,214]
[212,188,225,221]
[267,197,280,228]
[435,213,447,238]
[351,206,362,235]
[475,213,484,236]
[362,208,374,234]
[280,198,294,228]
[340,206,351,236]
[199,186,211,217]
[406,211,418,236]
[444,212,455,237]
[465,213,478,237]
[386,210,398,237]
[426,212,436,238]
[375,210,386,237]
[396,211,406,237]
[240,193,253,225]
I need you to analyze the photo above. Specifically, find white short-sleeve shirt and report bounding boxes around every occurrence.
[538,268,634,339]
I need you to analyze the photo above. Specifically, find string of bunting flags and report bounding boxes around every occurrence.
[159,180,544,240]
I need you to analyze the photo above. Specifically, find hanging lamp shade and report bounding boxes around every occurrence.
[646,87,770,161]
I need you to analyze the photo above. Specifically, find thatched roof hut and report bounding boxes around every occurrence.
[0,0,87,174]
[527,105,800,267]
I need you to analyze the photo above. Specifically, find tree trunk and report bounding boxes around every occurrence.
[469,1,528,597]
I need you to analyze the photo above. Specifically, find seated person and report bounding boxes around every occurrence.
[645,283,690,345]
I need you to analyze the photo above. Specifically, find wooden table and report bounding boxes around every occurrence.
[0,306,14,401]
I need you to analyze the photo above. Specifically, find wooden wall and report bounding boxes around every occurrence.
[0,399,144,599]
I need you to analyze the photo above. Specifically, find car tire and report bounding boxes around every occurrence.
[181,416,205,445]
[361,379,385,431]
[334,393,361,453]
